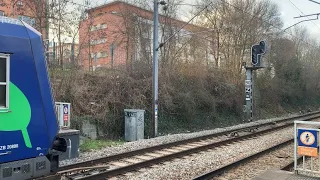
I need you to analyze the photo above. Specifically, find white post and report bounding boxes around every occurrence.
[294,121,298,174]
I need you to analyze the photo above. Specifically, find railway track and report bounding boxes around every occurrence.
[192,115,320,180]
[192,139,294,180]
[38,111,320,180]
[280,156,302,171]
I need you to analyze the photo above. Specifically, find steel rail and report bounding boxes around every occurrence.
[194,114,320,180]
[192,139,294,180]
[39,111,320,180]
[73,113,320,180]
[59,111,320,171]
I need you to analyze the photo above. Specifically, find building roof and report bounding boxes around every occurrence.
[87,0,207,32]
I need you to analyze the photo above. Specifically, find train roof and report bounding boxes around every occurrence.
[0,16,41,40]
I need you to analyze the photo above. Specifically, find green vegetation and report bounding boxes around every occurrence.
[79,138,125,152]
[49,0,320,140]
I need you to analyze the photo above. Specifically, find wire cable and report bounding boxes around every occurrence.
[174,3,204,7]
[158,1,213,49]
[309,0,320,5]
[218,0,319,47]
[288,0,320,31]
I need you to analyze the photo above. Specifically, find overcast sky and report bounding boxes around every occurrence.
[278,0,320,39]
[73,0,320,40]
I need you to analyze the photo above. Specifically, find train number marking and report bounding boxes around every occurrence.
[0,144,19,150]
[7,144,18,149]
[0,145,6,150]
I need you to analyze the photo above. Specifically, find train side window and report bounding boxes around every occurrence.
[0,54,9,109]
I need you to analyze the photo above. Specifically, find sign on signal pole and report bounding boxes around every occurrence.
[297,129,318,157]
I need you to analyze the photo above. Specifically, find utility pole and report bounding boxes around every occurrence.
[53,40,56,63]
[58,0,63,69]
[152,0,159,138]
[152,0,167,138]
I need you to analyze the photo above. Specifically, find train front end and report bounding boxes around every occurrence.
[0,16,66,180]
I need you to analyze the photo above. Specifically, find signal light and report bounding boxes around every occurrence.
[251,40,267,67]
[259,40,266,54]
[251,45,260,66]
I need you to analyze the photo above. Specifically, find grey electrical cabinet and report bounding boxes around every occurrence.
[124,109,145,142]
[57,129,80,161]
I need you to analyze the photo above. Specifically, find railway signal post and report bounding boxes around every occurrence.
[243,40,267,122]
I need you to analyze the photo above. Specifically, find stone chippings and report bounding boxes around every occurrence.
[214,144,293,180]
[59,113,299,167]
[114,128,294,180]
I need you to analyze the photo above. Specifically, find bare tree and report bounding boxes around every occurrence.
[0,0,48,38]
[194,0,283,83]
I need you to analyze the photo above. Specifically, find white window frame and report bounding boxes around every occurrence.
[0,53,10,109]
[17,1,23,6]
[101,51,107,57]
[101,24,107,29]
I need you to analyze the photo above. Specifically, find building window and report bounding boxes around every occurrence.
[90,26,97,31]
[101,24,107,29]
[91,51,108,59]
[18,15,36,27]
[0,54,10,109]
[90,23,107,31]
[96,13,103,17]
[0,11,4,16]
[100,51,107,58]
[90,38,107,45]
[17,1,23,6]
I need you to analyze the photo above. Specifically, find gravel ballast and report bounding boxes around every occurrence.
[112,127,295,180]
[59,113,301,166]
[214,144,294,180]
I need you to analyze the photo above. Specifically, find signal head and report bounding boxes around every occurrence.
[259,40,267,54]
[251,45,260,65]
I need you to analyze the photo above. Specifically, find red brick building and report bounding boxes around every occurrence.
[78,1,211,71]
[0,0,48,39]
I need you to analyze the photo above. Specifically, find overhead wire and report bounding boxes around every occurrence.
[160,0,319,49]
[158,1,214,49]
[287,0,320,31]
[161,0,320,48]
[57,0,319,48]
[174,3,204,7]
[218,0,319,48]
[309,0,320,5]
